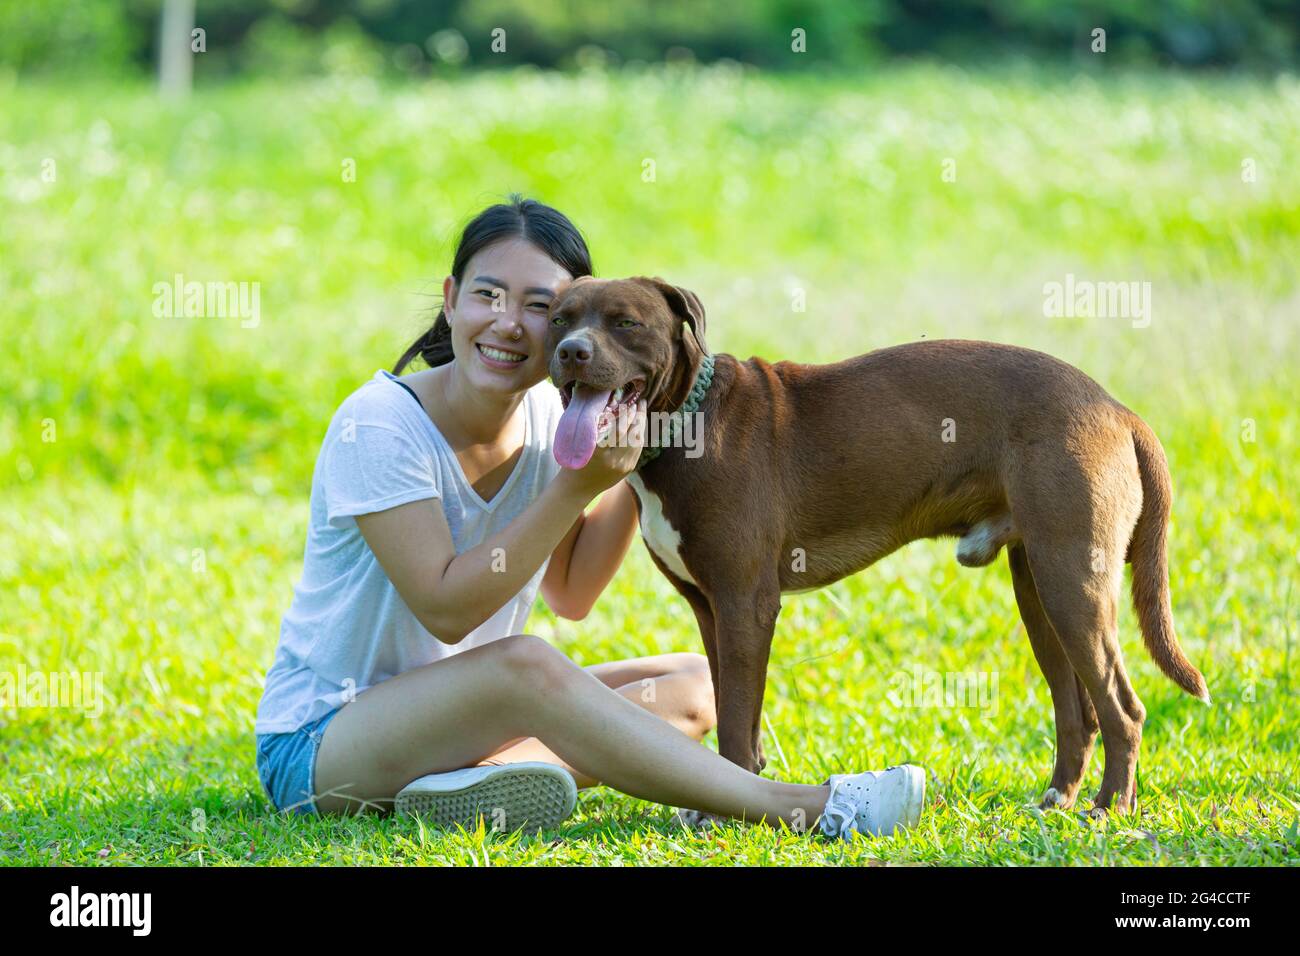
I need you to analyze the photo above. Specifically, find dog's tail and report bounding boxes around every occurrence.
[1127,415,1210,702]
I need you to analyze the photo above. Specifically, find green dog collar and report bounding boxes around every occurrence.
[636,352,715,470]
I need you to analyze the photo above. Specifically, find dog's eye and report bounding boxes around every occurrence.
[551,314,569,326]
[614,317,638,328]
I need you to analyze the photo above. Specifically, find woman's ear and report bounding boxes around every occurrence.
[442,275,457,321]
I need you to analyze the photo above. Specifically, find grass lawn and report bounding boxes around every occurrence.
[1,64,1297,865]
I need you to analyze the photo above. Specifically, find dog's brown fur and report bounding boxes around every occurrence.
[546,276,1209,816]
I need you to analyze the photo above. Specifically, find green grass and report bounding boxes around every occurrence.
[1,63,1298,865]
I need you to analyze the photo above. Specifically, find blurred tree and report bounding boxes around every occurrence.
[158,0,195,97]
[0,0,139,74]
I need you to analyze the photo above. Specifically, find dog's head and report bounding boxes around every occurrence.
[545,276,708,469]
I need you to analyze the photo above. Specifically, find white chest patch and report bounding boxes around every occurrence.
[626,472,697,585]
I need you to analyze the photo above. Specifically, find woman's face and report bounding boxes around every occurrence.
[444,237,573,397]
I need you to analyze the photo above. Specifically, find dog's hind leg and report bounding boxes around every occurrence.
[1011,446,1146,815]
[1027,549,1144,816]
[1008,543,1099,810]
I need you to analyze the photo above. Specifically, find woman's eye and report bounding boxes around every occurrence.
[528,301,549,311]
[476,289,497,299]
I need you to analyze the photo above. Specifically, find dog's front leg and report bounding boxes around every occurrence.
[711,586,781,776]
[673,581,772,833]
[676,580,720,707]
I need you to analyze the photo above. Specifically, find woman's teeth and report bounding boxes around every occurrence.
[478,344,527,363]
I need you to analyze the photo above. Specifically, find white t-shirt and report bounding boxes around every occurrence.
[255,368,566,734]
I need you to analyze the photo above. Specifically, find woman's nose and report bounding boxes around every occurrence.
[492,309,524,336]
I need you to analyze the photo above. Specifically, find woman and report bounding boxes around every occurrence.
[254,195,925,839]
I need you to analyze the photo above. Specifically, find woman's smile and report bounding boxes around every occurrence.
[475,341,530,369]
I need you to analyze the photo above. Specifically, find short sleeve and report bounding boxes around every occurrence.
[320,416,441,529]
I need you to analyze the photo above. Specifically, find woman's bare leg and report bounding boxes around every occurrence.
[478,652,716,788]
[313,635,827,829]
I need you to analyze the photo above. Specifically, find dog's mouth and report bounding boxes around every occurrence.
[557,378,645,412]
[554,377,645,470]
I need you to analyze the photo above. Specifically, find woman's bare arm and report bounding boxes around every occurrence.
[355,400,646,643]
[356,470,597,643]
[540,481,639,620]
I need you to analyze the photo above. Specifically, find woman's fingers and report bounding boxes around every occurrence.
[591,400,648,480]
[615,402,632,443]
[621,400,643,447]
[630,399,647,450]
[609,401,644,474]
[621,401,646,460]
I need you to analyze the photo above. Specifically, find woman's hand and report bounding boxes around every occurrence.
[557,400,647,499]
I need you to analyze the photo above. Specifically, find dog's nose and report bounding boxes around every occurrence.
[556,337,593,365]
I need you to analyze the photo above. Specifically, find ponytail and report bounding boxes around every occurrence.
[394,309,454,373]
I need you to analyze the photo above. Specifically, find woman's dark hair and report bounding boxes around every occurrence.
[393,194,594,373]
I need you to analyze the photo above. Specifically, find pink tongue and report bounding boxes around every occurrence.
[554,385,614,469]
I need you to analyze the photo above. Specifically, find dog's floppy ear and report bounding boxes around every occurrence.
[639,276,708,356]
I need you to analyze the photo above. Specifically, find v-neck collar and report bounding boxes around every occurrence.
[380,370,532,512]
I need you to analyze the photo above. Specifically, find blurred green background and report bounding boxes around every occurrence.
[5,0,1300,75]
[1,2,1297,865]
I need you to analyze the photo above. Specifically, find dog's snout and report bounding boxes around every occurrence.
[556,336,593,365]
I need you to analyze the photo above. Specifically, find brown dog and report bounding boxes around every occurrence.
[545,276,1209,816]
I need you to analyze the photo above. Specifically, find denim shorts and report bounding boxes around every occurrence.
[255,708,341,815]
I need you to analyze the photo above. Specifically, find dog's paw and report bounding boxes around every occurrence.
[1038,787,1071,811]
[674,807,728,831]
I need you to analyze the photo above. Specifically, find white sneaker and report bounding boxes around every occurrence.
[818,764,926,839]
[394,761,578,833]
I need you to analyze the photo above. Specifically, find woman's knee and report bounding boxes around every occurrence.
[681,667,717,736]
[678,652,711,675]
[492,633,576,695]
[651,651,711,677]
